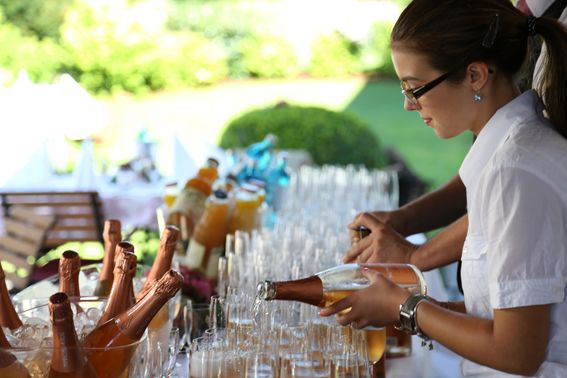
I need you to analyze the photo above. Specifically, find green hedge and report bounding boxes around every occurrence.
[219,104,386,168]
[308,31,360,77]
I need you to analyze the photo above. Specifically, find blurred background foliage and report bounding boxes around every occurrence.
[220,104,387,168]
[0,0,400,95]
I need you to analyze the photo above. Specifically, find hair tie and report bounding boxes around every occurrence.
[527,16,537,36]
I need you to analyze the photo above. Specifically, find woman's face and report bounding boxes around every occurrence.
[391,47,477,139]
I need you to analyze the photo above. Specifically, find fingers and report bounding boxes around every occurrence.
[360,268,382,284]
[343,240,364,263]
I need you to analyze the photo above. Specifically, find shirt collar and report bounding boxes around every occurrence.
[459,90,542,189]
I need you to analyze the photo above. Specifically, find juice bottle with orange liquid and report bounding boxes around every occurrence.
[185,190,230,279]
[167,158,220,241]
[227,184,261,234]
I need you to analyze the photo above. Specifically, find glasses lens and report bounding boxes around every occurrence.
[400,81,418,105]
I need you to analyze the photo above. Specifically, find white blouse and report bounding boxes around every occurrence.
[458,91,567,377]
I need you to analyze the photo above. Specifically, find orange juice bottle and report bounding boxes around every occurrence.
[167,158,220,240]
[227,184,261,234]
[185,190,230,278]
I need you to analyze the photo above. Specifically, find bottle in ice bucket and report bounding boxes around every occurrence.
[48,292,97,378]
[58,250,81,298]
[0,322,29,377]
[185,190,230,278]
[94,219,122,297]
[167,157,220,241]
[83,270,183,378]
[98,247,137,325]
[257,263,426,307]
[137,225,180,300]
[0,262,23,330]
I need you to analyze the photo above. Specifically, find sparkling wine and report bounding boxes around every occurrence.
[0,261,23,330]
[94,219,122,297]
[97,246,137,326]
[258,263,426,307]
[83,270,183,378]
[365,327,387,363]
[48,292,97,378]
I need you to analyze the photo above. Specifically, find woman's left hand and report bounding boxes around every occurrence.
[319,268,412,328]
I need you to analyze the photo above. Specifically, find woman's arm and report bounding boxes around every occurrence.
[417,301,549,375]
[320,270,550,376]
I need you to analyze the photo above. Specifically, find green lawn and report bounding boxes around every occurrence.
[344,78,472,191]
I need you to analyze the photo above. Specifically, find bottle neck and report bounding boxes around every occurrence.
[59,276,80,297]
[116,288,172,341]
[271,276,324,307]
[99,271,135,325]
[51,318,85,372]
[99,241,118,282]
[0,280,22,330]
[146,248,174,284]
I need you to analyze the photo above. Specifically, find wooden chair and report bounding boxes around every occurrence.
[0,191,105,290]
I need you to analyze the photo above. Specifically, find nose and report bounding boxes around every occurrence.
[403,97,420,111]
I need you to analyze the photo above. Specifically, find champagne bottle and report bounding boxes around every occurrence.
[83,270,183,378]
[94,219,122,297]
[48,292,97,378]
[257,263,426,307]
[0,262,23,330]
[137,225,180,301]
[58,250,81,298]
[97,247,137,326]
[0,324,30,377]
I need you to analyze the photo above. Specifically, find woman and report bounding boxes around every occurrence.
[322,0,567,376]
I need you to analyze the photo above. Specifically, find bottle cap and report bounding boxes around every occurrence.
[213,190,228,199]
[49,292,73,324]
[114,250,137,276]
[116,241,135,254]
[206,157,220,168]
[60,251,81,276]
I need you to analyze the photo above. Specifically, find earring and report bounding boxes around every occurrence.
[474,92,482,102]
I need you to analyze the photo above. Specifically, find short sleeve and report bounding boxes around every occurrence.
[478,166,566,309]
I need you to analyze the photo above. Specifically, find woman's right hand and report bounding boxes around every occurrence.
[344,212,418,264]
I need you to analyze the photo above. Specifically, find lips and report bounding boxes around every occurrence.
[422,118,432,126]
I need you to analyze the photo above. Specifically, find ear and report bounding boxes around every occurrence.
[466,62,491,91]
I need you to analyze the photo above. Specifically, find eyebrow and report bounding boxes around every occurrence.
[400,75,421,81]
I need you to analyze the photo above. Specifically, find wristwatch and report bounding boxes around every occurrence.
[397,293,434,350]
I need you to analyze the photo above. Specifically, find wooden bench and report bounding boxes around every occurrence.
[0,191,105,290]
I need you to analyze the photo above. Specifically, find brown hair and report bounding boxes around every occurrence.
[392,0,567,138]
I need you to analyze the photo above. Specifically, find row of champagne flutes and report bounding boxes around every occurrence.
[191,293,375,377]
[198,165,400,377]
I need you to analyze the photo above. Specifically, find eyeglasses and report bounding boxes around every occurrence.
[400,70,455,105]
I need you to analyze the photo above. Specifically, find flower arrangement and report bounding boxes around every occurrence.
[178,265,216,304]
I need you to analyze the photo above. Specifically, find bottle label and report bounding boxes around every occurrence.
[206,246,224,278]
[185,239,206,269]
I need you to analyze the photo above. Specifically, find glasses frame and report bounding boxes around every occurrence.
[401,69,456,105]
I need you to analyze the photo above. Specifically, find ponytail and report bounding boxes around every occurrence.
[532,16,567,139]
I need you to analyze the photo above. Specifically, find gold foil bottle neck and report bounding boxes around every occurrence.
[114,250,137,276]
[59,250,80,278]
[103,219,122,243]
[153,270,183,298]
